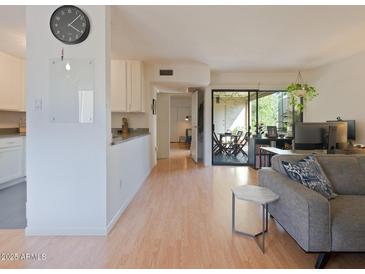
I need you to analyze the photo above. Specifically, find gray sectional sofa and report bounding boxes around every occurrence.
[258,154,365,268]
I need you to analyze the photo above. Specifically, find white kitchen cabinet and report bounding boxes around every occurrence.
[111,60,144,113]
[0,137,26,185]
[127,61,144,112]
[0,52,26,112]
[111,60,127,112]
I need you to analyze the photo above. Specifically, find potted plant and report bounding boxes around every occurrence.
[287,72,318,112]
[254,123,265,138]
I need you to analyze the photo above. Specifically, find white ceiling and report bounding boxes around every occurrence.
[112,5,365,71]
[2,6,365,72]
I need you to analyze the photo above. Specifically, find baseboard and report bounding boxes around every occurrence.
[106,168,152,234]
[106,193,134,233]
[25,226,107,236]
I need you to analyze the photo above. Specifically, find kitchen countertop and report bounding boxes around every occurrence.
[0,134,25,139]
[0,128,25,138]
[111,131,150,145]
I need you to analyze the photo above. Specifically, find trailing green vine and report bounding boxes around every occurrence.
[287,82,318,112]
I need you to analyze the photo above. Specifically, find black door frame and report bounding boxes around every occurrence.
[211,89,257,166]
[211,89,288,166]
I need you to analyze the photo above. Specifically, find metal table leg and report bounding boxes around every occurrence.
[262,204,265,252]
[259,203,269,253]
[232,192,235,232]
[232,195,269,253]
[265,204,269,232]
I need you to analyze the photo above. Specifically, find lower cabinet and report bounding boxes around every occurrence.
[0,137,26,185]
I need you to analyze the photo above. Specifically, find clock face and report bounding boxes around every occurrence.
[50,6,90,45]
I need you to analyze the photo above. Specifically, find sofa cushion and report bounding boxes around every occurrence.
[281,155,337,199]
[330,195,365,252]
[272,154,309,175]
[317,156,365,195]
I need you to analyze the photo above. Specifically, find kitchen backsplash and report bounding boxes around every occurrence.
[0,111,26,129]
[111,112,148,129]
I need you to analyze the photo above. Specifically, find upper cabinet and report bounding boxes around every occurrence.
[0,52,26,112]
[111,60,144,113]
[111,60,127,112]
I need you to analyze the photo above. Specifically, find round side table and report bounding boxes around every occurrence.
[231,185,279,253]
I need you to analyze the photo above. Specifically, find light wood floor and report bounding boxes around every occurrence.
[0,143,364,268]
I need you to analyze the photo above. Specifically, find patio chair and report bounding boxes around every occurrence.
[213,132,230,155]
[231,131,250,157]
[226,131,243,153]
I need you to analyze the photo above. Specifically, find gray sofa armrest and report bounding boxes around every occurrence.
[258,167,331,252]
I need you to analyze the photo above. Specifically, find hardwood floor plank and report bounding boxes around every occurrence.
[0,143,364,268]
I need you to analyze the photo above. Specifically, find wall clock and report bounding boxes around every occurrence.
[50,5,90,45]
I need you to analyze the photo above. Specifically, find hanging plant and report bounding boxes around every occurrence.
[287,72,318,112]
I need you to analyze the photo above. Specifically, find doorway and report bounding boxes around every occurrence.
[212,90,253,165]
[169,95,192,157]
[156,93,193,159]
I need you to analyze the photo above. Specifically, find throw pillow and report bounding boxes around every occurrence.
[281,155,337,199]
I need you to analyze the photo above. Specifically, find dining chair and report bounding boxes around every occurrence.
[213,132,230,155]
[231,132,251,157]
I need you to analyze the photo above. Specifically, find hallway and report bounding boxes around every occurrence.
[0,145,364,268]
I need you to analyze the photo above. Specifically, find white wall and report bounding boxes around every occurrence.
[157,93,170,159]
[170,96,192,142]
[26,6,111,235]
[211,71,300,90]
[107,135,152,231]
[151,61,210,87]
[305,51,365,144]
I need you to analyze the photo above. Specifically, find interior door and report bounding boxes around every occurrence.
[191,91,198,162]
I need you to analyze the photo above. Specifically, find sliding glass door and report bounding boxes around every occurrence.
[212,90,293,166]
[212,90,252,165]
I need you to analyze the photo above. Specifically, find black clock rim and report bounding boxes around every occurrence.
[50,5,90,45]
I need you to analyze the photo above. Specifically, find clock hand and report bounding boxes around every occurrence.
[68,24,81,33]
[68,14,81,26]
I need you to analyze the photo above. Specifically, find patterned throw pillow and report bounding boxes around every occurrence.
[281,155,337,199]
